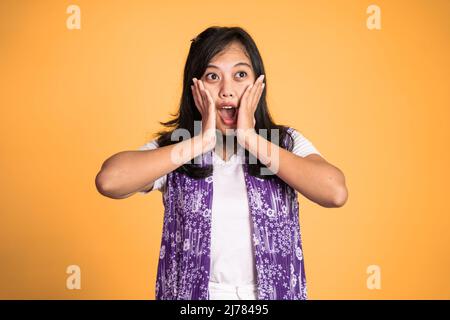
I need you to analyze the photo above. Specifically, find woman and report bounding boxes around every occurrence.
[95,26,348,300]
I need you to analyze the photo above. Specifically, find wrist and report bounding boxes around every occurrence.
[197,130,216,153]
[237,128,257,149]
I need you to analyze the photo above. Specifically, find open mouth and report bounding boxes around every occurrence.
[218,106,238,126]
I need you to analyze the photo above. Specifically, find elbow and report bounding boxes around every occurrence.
[95,170,111,197]
[329,167,348,208]
[331,184,348,208]
[95,170,122,199]
[317,167,348,208]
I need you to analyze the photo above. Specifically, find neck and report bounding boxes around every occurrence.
[215,134,238,161]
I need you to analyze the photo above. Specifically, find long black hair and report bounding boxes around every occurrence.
[154,26,294,179]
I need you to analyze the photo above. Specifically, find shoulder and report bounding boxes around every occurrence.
[287,126,306,138]
[138,139,159,151]
[286,126,324,158]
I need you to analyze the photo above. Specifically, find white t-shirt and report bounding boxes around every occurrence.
[138,129,321,286]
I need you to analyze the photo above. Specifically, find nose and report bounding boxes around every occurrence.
[219,90,234,99]
[218,78,234,98]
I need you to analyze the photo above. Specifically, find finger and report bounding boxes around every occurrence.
[250,75,265,107]
[240,83,254,107]
[203,87,215,113]
[198,80,209,110]
[194,78,205,110]
[192,79,204,112]
[252,82,265,109]
[191,85,202,112]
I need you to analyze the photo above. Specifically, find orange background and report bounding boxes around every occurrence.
[0,0,449,299]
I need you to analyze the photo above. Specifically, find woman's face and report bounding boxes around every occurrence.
[200,41,256,135]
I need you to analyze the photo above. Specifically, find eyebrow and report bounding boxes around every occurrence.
[206,62,253,70]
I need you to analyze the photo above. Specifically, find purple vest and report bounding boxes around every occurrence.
[155,127,307,300]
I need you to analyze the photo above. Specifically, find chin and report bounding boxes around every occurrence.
[217,126,237,136]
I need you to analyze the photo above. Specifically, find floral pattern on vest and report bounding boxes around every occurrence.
[155,127,307,300]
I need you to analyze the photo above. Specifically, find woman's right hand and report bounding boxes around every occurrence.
[191,78,217,152]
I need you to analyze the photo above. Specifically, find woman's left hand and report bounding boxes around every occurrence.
[236,74,265,146]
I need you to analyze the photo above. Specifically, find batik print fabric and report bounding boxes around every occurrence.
[155,127,307,300]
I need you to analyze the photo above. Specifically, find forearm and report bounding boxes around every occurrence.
[242,132,347,207]
[95,135,206,198]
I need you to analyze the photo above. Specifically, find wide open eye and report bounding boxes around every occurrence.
[235,71,248,79]
[205,73,219,80]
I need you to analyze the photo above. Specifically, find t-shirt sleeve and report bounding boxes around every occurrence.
[137,139,167,193]
[290,128,322,157]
